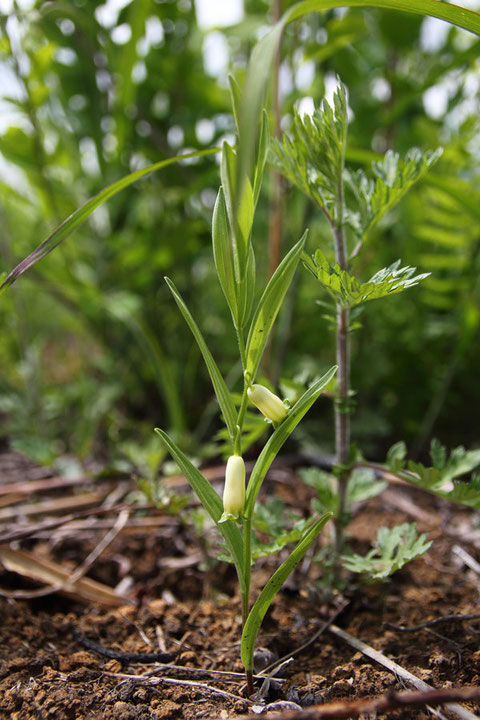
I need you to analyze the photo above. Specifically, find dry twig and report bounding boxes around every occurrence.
[241,687,480,719]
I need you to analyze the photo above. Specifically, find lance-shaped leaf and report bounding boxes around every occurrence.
[212,186,256,330]
[245,365,337,515]
[252,110,270,208]
[241,511,332,671]
[221,143,254,279]
[0,147,218,294]
[245,231,307,380]
[212,187,238,322]
[164,278,237,444]
[155,429,246,591]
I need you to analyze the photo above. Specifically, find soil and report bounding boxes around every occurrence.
[0,450,479,719]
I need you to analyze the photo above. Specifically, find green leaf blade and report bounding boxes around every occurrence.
[245,231,307,380]
[241,512,332,670]
[245,365,338,515]
[0,148,219,294]
[155,429,245,588]
[164,278,237,444]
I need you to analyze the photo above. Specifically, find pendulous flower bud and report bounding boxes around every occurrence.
[247,384,288,423]
[222,455,246,519]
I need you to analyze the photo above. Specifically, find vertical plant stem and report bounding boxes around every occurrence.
[332,153,351,560]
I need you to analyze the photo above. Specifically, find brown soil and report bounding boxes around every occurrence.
[0,450,479,719]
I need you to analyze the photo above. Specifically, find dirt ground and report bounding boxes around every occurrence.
[0,450,479,719]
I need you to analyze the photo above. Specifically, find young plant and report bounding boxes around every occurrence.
[155,104,336,694]
[272,83,442,575]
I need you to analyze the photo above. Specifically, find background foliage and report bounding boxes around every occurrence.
[0,0,479,468]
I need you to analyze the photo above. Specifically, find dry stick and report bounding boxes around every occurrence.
[383,613,480,633]
[102,670,255,705]
[328,623,480,720]
[453,545,480,575]
[0,501,136,544]
[258,600,350,679]
[0,510,129,600]
[240,687,480,720]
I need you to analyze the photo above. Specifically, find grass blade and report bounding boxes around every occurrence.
[241,512,332,671]
[0,148,218,294]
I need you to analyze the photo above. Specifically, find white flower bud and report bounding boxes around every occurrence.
[247,384,287,423]
[222,455,246,519]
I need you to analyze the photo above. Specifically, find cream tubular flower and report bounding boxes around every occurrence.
[247,384,287,423]
[222,455,246,519]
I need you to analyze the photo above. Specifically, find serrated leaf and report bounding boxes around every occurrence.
[386,441,407,472]
[246,232,307,379]
[164,278,237,444]
[305,250,429,309]
[300,467,339,514]
[342,522,432,581]
[271,84,347,218]
[345,148,442,241]
[430,438,447,470]
[347,468,387,504]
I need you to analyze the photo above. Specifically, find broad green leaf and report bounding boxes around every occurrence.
[164,278,237,444]
[304,251,430,309]
[245,232,307,380]
[241,512,332,670]
[245,365,337,515]
[0,147,219,294]
[155,428,246,591]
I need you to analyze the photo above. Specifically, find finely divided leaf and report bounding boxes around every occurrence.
[271,85,348,217]
[342,522,431,581]
[305,250,429,309]
[345,148,442,241]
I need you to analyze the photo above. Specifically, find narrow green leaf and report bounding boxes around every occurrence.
[155,429,245,589]
[228,74,242,137]
[164,278,237,444]
[241,512,332,670]
[245,232,307,380]
[212,187,238,322]
[220,143,254,278]
[0,147,219,294]
[288,0,480,34]
[252,110,270,208]
[245,365,337,514]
